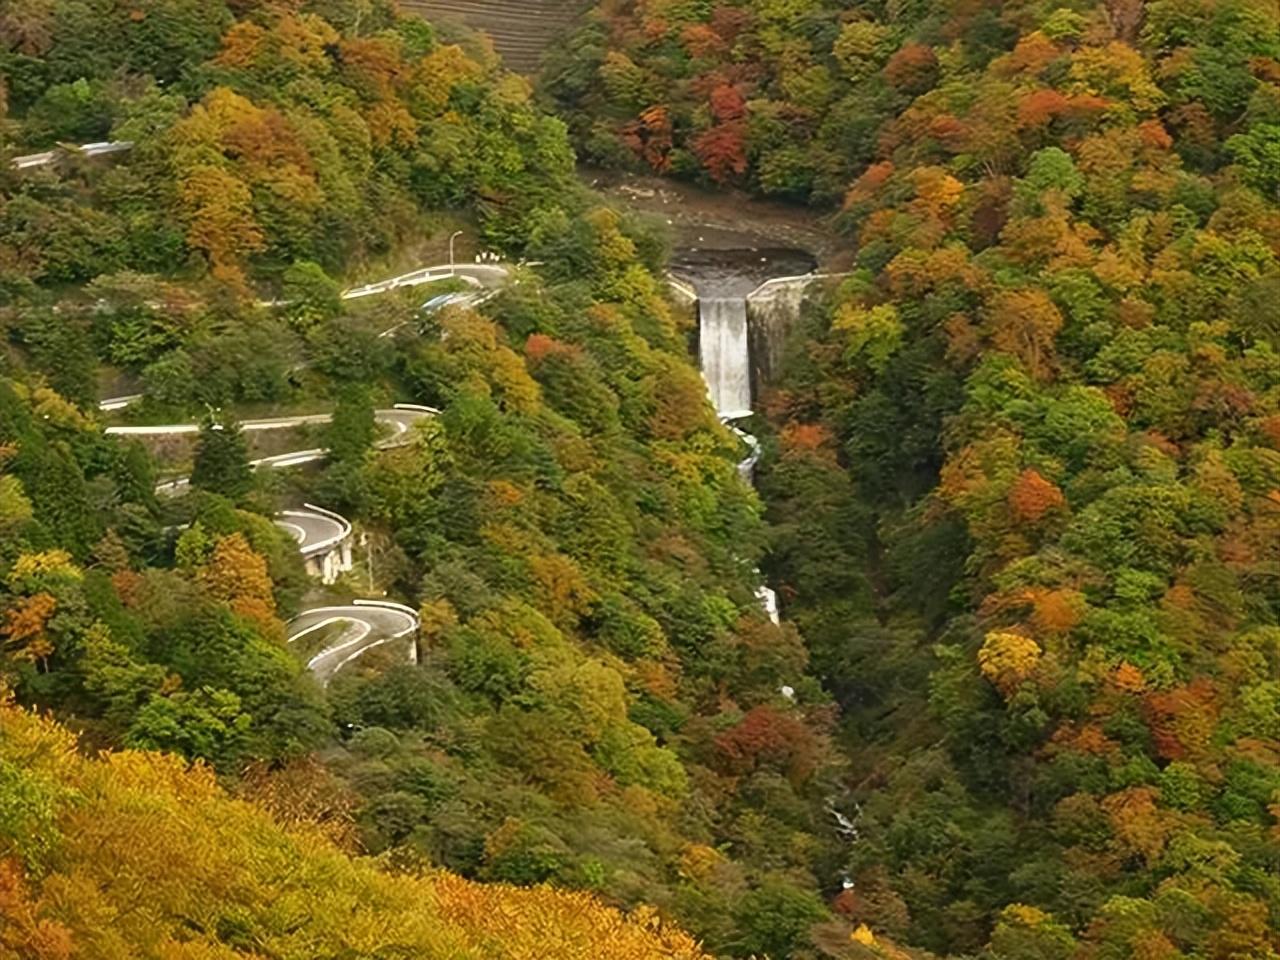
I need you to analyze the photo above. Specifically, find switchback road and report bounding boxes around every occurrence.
[287,600,419,684]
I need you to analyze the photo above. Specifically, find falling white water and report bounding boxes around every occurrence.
[755,584,780,624]
[725,421,760,484]
[680,253,856,859]
[699,297,753,418]
[681,271,779,627]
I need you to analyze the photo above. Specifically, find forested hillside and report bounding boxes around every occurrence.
[544,0,1280,204]
[0,699,709,958]
[544,0,1280,955]
[6,0,1280,955]
[0,1,846,957]
[1,0,573,292]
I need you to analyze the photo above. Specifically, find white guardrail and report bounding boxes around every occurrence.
[125,405,433,491]
[352,598,420,619]
[11,140,134,170]
[289,600,420,678]
[391,402,440,415]
[278,502,352,557]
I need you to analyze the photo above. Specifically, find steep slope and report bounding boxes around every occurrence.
[541,0,1280,956]
[0,3,846,957]
[401,0,589,73]
[0,700,708,959]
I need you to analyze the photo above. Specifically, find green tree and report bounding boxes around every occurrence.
[26,443,100,558]
[731,878,828,959]
[1227,124,1280,198]
[282,261,343,331]
[124,686,253,768]
[21,312,96,409]
[987,905,1077,960]
[190,414,252,498]
[325,385,376,464]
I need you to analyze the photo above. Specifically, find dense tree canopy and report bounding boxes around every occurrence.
[704,0,1280,955]
[1,3,844,956]
[314,212,844,957]
[0,699,711,959]
[6,0,1278,955]
[1,0,574,296]
[544,0,1280,208]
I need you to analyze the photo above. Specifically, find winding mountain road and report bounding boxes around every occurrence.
[129,403,429,674]
[105,405,431,439]
[93,261,514,681]
[277,505,349,557]
[111,407,427,677]
[288,600,419,685]
[343,262,507,300]
[117,404,436,496]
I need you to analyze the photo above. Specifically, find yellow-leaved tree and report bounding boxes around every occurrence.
[978,631,1042,697]
[0,700,710,960]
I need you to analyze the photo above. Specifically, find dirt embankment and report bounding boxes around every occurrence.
[584,168,846,269]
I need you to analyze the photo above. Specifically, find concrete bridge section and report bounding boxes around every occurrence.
[277,503,354,585]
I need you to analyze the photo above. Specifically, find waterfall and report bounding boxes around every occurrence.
[692,297,778,625]
[725,421,760,484]
[699,297,753,418]
[683,259,855,857]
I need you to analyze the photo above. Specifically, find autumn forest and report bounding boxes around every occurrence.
[1,0,1279,957]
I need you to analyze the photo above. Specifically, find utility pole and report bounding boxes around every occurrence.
[362,531,373,593]
[448,230,463,276]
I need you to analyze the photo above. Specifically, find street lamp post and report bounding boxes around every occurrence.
[448,230,463,275]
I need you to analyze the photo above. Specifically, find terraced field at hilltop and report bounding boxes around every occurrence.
[402,0,586,74]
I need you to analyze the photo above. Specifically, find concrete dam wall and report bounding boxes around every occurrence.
[745,276,820,395]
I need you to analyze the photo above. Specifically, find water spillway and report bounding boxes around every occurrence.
[699,297,753,419]
[675,246,816,420]
[675,247,815,626]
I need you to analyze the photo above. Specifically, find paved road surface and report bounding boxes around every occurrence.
[106,405,432,439]
[134,405,433,496]
[106,412,338,436]
[343,262,507,300]
[288,601,418,685]
[277,504,350,558]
